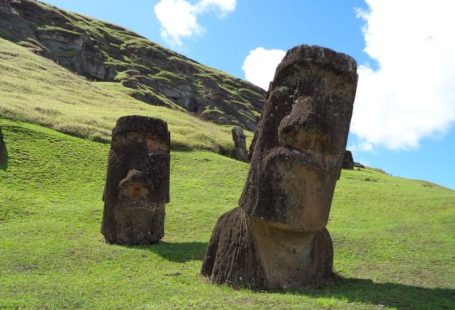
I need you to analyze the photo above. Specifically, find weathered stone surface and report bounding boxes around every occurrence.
[343,150,354,170]
[230,126,248,162]
[0,127,6,167]
[101,115,170,245]
[202,45,358,290]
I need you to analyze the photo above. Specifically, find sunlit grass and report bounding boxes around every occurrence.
[0,119,453,309]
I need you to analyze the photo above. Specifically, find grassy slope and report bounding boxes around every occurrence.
[0,38,254,152]
[1,119,454,309]
[1,30,454,309]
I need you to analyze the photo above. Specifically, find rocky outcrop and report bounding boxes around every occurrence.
[102,116,170,245]
[343,150,354,170]
[202,45,358,290]
[0,0,265,130]
[230,126,248,162]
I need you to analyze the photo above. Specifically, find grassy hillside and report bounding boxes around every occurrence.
[0,0,265,130]
[0,37,253,152]
[1,119,454,309]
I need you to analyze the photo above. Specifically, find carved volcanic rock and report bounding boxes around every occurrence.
[102,115,170,245]
[230,126,248,162]
[0,0,265,130]
[343,150,354,170]
[202,45,358,290]
[0,126,6,167]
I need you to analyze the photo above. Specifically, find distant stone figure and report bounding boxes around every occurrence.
[201,45,358,290]
[343,150,354,169]
[230,126,248,162]
[101,115,170,245]
[0,126,6,167]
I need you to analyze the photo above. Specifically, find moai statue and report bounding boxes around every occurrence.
[230,126,248,162]
[0,126,6,167]
[201,45,358,290]
[343,150,354,170]
[101,115,170,245]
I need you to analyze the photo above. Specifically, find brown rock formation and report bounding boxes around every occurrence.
[201,45,358,290]
[101,115,170,245]
[230,126,248,162]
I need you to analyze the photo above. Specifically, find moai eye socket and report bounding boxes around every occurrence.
[112,132,143,149]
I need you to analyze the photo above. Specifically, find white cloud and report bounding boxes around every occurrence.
[242,47,286,90]
[352,0,455,150]
[154,0,236,46]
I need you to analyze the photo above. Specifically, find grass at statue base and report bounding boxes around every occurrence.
[0,119,454,309]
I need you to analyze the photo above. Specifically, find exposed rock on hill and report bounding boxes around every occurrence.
[0,0,265,130]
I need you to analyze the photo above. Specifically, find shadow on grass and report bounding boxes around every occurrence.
[295,276,454,310]
[127,241,208,262]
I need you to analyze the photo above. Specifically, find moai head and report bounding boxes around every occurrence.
[343,150,354,170]
[240,45,358,232]
[102,115,170,245]
[110,116,170,203]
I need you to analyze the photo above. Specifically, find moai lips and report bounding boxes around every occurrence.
[101,116,170,245]
[202,45,358,290]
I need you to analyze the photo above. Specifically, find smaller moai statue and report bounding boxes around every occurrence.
[230,126,248,162]
[201,45,358,290]
[342,150,354,170]
[101,115,170,245]
[0,126,6,167]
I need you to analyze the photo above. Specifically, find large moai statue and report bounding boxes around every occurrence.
[0,126,6,167]
[102,115,170,245]
[201,45,358,290]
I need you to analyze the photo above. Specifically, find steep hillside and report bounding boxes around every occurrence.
[0,37,255,152]
[0,0,265,130]
[0,119,454,309]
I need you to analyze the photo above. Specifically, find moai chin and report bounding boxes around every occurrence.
[101,115,170,245]
[201,45,358,290]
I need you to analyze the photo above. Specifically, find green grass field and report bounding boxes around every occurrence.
[1,33,454,309]
[1,119,454,309]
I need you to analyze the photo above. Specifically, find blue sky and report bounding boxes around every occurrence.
[40,0,455,189]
